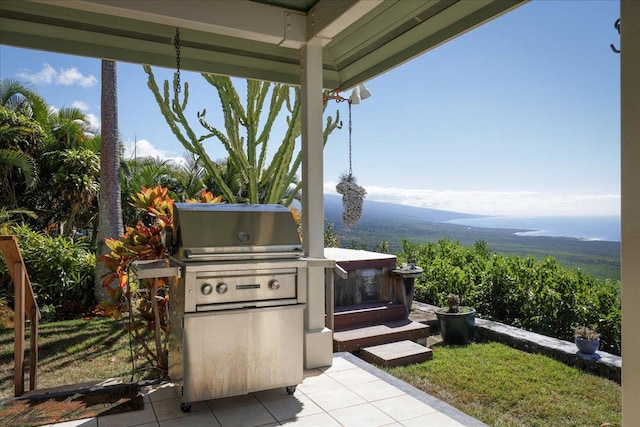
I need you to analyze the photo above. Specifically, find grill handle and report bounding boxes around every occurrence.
[183,250,303,260]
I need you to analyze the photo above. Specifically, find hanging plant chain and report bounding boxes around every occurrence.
[174,27,181,93]
[348,101,353,176]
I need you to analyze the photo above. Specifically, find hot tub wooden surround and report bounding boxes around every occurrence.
[325,248,432,366]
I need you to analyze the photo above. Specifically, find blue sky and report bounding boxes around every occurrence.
[0,0,620,217]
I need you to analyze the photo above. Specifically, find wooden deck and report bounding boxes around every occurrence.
[333,319,430,353]
[334,302,407,331]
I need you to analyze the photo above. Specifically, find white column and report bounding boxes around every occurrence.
[300,42,333,368]
[621,1,640,425]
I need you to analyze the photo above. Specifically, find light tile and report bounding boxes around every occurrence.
[158,411,221,427]
[326,366,380,386]
[144,384,180,403]
[151,397,210,421]
[206,393,259,411]
[212,401,277,427]
[304,386,366,412]
[346,379,405,401]
[253,387,296,402]
[279,412,342,426]
[400,411,466,427]
[130,423,159,427]
[328,402,396,427]
[97,403,158,427]
[372,395,437,421]
[320,357,359,373]
[296,372,341,395]
[260,393,324,421]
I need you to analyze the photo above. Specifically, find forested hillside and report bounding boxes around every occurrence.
[324,195,620,280]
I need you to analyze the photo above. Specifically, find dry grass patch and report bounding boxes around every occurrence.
[0,317,151,399]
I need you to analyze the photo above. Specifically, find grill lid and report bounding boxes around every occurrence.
[169,203,303,260]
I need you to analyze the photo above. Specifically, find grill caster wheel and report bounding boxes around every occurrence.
[180,402,192,413]
[286,386,296,395]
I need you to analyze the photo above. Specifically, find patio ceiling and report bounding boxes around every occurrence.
[0,0,526,90]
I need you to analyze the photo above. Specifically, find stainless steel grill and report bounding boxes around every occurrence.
[167,203,306,412]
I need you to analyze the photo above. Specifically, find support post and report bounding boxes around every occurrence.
[620,1,640,425]
[300,41,333,368]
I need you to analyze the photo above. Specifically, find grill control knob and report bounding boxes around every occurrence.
[268,280,280,290]
[216,282,228,294]
[201,283,213,296]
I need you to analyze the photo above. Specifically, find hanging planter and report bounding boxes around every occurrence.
[336,101,366,230]
[336,174,366,230]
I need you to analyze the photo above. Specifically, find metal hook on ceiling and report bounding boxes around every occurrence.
[610,18,620,54]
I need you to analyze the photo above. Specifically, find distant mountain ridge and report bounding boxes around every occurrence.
[323,193,482,224]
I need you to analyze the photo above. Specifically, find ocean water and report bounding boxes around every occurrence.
[443,216,621,242]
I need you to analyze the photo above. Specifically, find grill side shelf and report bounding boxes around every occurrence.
[132,259,181,279]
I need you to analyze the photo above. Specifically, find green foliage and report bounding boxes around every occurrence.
[97,186,225,378]
[143,66,341,206]
[402,238,621,355]
[0,224,96,318]
[387,342,621,427]
[324,221,339,248]
[1,81,103,234]
[376,240,390,253]
[324,200,620,281]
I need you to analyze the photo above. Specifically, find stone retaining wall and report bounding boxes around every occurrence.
[412,302,621,383]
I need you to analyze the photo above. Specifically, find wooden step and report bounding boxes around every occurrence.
[361,340,433,368]
[334,302,407,331]
[333,319,430,353]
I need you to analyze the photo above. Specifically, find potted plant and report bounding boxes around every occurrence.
[574,325,600,354]
[435,294,476,345]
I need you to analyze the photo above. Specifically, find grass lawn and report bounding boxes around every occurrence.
[1,319,623,427]
[386,341,621,427]
[0,317,147,399]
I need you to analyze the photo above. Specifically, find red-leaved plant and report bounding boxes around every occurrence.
[96,186,223,377]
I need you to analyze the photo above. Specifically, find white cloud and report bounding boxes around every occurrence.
[17,63,56,84]
[57,66,97,88]
[85,113,100,133]
[324,182,620,217]
[72,101,90,111]
[16,63,97,88]
[122,139,186,167]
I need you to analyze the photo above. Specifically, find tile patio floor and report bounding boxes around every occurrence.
[41,352,487,427]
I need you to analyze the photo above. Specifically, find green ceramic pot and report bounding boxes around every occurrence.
[435,307,476,345]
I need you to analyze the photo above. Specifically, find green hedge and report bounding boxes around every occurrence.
[400,238,621,355]
[0,225,96,320]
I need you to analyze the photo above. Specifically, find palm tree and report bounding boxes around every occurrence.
[0,104,45,209]
[96,59,123,301]
[0,78,49,124]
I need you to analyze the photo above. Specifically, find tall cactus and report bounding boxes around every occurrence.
[144,66,340,206]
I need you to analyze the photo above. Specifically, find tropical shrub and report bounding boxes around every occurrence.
[96,186,224,377]
[400,238,621,355]
[0,224,96,319]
